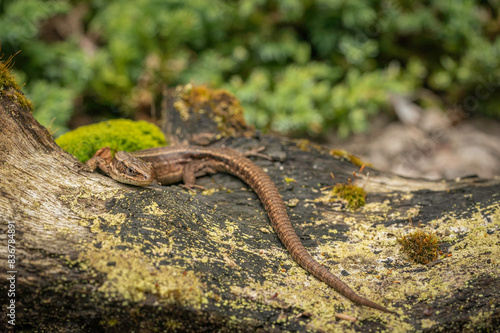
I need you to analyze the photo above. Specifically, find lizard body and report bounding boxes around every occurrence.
[85,146,395,314]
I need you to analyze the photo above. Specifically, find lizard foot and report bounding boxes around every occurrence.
[180,183,206,192]
[244,146,272,160]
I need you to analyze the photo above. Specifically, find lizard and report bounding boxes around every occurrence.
[84,145,396,314]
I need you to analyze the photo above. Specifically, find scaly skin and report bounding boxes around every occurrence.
[85,146,396,314]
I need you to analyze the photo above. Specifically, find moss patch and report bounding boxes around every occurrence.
[330,149,373,168]
[397,226,440,264]
[174,84,251,137]
[55,119,167,163]
[0,52,33,111]
[331,183,367,210]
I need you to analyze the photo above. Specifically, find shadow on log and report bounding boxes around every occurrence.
[0,70,499,332]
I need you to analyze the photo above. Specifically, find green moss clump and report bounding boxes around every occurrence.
[0,54,33,111]
[331,183,366,210]
[397,228,440,264]
[55,119,167,163]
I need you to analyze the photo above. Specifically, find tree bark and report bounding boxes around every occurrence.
[1,80,499,332]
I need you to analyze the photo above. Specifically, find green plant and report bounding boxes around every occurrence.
[2,0,499,138]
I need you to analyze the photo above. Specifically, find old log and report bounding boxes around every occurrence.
[0,71,499,332]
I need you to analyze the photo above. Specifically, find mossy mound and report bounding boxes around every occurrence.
[56,119,167,163]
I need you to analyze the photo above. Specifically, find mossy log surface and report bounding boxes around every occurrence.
[0,84,499,333]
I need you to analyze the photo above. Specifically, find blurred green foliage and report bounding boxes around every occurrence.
[1,0,499,137]
[55,119,167,163]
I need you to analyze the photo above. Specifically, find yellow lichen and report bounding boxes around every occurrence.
[80,235,203,306]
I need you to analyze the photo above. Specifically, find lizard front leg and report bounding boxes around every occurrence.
[82,147,113,175]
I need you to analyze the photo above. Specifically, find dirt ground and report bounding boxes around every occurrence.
[327,108,500,181]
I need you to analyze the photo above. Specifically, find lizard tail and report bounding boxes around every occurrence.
[220,149,396,314]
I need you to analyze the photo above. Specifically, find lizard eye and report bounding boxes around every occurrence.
[126,167,135,175]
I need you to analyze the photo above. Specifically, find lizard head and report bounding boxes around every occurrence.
[109,151,155,186]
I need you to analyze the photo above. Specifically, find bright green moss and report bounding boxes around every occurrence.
[331,183,366,210]
[55,119,167,163]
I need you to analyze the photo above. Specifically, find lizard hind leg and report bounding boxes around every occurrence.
[181,160,218,191]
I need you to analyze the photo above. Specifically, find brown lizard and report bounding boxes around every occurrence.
[84,146,396,314]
